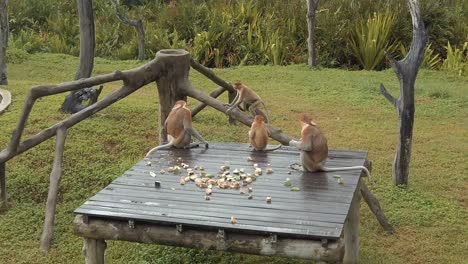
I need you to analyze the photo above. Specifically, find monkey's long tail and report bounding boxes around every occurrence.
[260,102,270,123]
[322,166,371,179]
[263,144,282,151]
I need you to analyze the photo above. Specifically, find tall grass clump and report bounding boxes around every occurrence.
[441,42,468,76]
[350,10,399,70]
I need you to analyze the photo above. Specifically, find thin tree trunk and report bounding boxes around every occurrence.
[306,0,319,68]
[62,0,97,113]
[111,0,145,60]
[0,0,8,85]
[379,0,427,185]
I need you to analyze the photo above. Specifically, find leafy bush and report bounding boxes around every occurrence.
[6,48,29,64]
[6,0,468,69]
[349,10,399,70]
[441,42,468,76]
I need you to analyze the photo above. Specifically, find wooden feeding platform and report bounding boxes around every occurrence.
[74,142,367,263]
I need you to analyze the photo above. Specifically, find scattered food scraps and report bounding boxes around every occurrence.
[266,196,272,203]
[266,168,273,174]
[160,169,165,174]
[150,171,156,177]
[146,161,152,166]
[284,178,292,187]
[231,216,238,224]
[291,186,301,191]
[337,178,344,185]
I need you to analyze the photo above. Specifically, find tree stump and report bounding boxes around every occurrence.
[154,49,190,144]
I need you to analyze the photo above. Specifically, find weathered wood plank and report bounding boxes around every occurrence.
[75,207,342,239]
[75,143,368,241]
[82,198,347,223]
[79,203,342,230]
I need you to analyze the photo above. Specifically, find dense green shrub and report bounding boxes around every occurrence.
[7,0,468,70]
[6,48,29,64]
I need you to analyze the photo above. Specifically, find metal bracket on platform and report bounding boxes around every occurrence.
[176,224,183,233]
[267,234,277,244]
[216,229,226,250]
[128,220,135,229]
[321,238,329,248]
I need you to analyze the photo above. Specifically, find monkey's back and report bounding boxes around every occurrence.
[302,125,328,171]
[166,108,190,140]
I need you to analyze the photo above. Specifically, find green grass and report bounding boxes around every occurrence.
[0,53,467,264]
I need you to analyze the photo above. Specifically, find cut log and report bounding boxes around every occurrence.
[154,49,190,144]
[82,238,106,264]
[343,179,361,264]
[39,128,67,252]
[74,214,344,262]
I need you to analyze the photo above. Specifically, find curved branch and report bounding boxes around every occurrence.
[111,0,145,60]
[379,83,397,108]
[190,59,235,93]
[191,86,226,117]
[184,86,293,145]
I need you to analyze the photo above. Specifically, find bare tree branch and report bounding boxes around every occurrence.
[191,86,226,117]
[110,0,145,60]
[190,59,235,93]
[379,83,397,108]
[39,127,67,252]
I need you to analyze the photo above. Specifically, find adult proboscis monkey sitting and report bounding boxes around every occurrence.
[289,114,370,176]
[249,115,281,151]
[145,100,208,157]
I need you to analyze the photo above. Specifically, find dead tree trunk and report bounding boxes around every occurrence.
[0,0,8,85]
[62,0,101,113]
[379,0,427,185]
[111,0,145,60]
[155,49,190,144]
[306,0,319,68]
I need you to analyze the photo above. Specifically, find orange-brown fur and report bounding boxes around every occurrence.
[249,115,269,150]
[291,114,328,172]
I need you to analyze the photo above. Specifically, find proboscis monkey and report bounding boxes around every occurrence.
[145,100,208,157]
[288,114,370,177]
[249,115,281,151]
[226,81,270,123]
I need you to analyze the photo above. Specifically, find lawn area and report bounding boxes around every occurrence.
[0,53,466,264]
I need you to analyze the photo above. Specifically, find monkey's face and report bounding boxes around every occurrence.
[254,115,264,123]
[233,81,242,90]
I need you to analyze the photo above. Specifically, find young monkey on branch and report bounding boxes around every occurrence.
[249,115,281,151]
[289,114,370,177]
[146,100,208,157]
[226,81,270,123]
